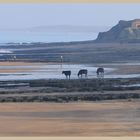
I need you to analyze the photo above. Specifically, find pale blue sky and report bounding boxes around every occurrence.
[0,4,140,28]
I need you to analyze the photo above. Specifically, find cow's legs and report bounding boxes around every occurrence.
[102,72,104,78]
[97,73,99,78]
[98,73,102,79]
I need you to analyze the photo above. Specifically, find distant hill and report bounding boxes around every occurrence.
[0,25,110,33]
[28,25,110,33]
[95,19,140,43]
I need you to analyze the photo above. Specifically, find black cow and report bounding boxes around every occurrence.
[62,71,71,79]
[78,69,88,78]
[96,67,104,78]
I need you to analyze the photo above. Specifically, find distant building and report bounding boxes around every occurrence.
[131,19,140,28]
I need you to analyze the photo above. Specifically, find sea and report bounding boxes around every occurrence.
[0,31,98,44]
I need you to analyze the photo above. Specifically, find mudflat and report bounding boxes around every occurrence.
[0,62,44,73]
[0,100,139,136]
[1,61,140,75]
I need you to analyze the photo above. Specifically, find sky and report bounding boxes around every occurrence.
[0,3,140,29]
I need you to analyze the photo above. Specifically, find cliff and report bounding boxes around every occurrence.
[95,19,140,43]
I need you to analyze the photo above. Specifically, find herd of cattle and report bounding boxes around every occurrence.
[62,67,104,79]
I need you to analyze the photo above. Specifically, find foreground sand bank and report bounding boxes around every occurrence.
[0,100,139,136]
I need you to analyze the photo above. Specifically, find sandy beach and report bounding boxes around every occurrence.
[0,100,139,136]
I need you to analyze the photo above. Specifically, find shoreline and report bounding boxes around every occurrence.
[2,42,140,63]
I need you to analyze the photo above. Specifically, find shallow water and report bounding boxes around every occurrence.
[114,84,140,88]
[0,63,140,80]
[0,63,112,80]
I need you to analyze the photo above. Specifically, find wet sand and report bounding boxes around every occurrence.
[105,64,140,75]
[0,62,43,73]
[0,100,139,136]
[0,61,140,75]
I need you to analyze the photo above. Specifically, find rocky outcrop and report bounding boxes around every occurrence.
[95,19,140,43]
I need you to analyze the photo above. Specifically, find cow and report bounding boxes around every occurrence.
[78,69,88,78]
[62,71,71,79]
[96,67,104,78]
